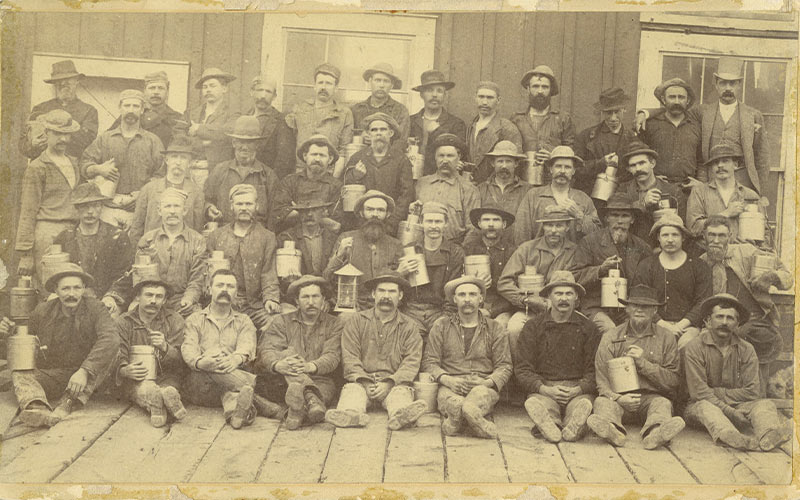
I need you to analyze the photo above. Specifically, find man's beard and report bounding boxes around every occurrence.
[361,218,386,243]
[610,227,628,244]
[707,245,727,262]
[529,94,550,111]
[123,112,140,124]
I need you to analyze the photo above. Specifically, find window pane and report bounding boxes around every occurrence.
[327,33,411,92]
[281,84,315,111]
[763,115,784,170]
[662,55,703,100]
[744,60,786,114]
[284,32,327,84]
[701,57,719,105]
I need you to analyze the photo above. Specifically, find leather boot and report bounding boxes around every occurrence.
[388,400,428,431]
[253,394,287,419]
[325,409,369,428]
[304,390,326,424]
[562,398,593,442]
[160,386,187,421]
[284,384,307,431]
[440,397,463,437]
[147,385,167,428]
[642,416,685,450]
[719,428,759,451]
[525,398,561,443]
[19,402,57,428]
[587,414,626,447]
[230,386,255,430]
[462,401,498,439]
[758,419,793,451]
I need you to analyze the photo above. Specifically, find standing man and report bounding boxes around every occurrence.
[109,71,184,149]
[244,75,295,178]
[351,63,410,147]
[476,141,532,220]
[185,68,238,168]
[516,271,598,443]
[587,284,686,449]
[683,293,792,451]
[20,60,98,160]
[409,70,467,176]
[415,133,480,243]
[514,145,600,245]
[424,276,512,438]
[256,275,341,430]
[467,81,523,185]
[16,110,82,288]
[325,271,428,430]
[182,269,258,430]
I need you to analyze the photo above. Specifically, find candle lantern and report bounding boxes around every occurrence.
[334,263,363,312]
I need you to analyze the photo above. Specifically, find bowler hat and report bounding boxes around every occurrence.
[226,115,266,140]
[297,134,339,164]
[654,78,696,108]
[700,293,750,324]
[431,133,467,159]
[714,57,744,81]
[621,140,659,164]
[287,275,332,301]
[195,67,236,89]
[362,112,400,137]
[444,275,486,303]
[363,63,402,89]
[162,135,197,156]
[352,189,396,215]
[38,109,80,133]
[535,204,574,224]
[364,270,411,295]
[649,212,690,237]
[470,207,515,227]
[132,265,172,297]
[484,140,526,160]
[70,182,110,206]
[593,87,630,111]
[545,145,584,168]
[44,60,85,83]
[412,70,455,92]
[538,270,585,298]
[520,65,559,96]
[314,63,342,83]
[618,284,663,306]
[704,142,743,167]
[44,262,94,294]
[598,193,641,216]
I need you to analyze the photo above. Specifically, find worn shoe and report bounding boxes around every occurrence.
[562,399,593,442]
[19,402,58,428]
[759,420,793,451]
[524,398,561,443]
[325,408,368,428]
[160,386,186,421]
[587,414,626,447]
[642,417,685,450]
[147,386,167,428]
[230,386,255,430]
[719,428,758,450]
[388,400,428,431]
[304,390,327,424]
[285,408,306,431]
[442,415,462,436]
[253,394,287,419]
[462,402,498,439]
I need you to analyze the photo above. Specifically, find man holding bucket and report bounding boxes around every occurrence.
[423,276,512,438]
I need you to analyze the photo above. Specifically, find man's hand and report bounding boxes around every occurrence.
[643,188,662,208]
[264,300,281,314]
[682,176,703,191]
[753,270,780,293]
[336,236,354,259]
[17,252,33,276]
[0,317,15,338]
[188,122,200,136]
[149,331,168,353]
[320,217,341,233]
[90,159,120,182]
[534,149,550,165]
[600,254,622,274]
[206,204,223,221]
[729,408,750,429]
[524,295,549,313]
[101,296,119,315]
[625,346,646,369]
[368,380,393,401]
[120,361,149,381]
[617,393,641,413]
[722,200,745,218]
[442,375,472,396]
[634,111,647,133]
[476,271,492,290]
[561,198,583,219]
[553,385,582,405]
[603,152,619,168]
[274,358,296,376]
[66,368,89,398]
[196,356,220,372]
[396,256,419,275]
[178,298,195,316]
[303,362,318,375]
[215,354,241,374]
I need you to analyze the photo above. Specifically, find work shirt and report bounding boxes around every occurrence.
[341,308,424,385]
[462,230,517,316]
[21,98,98,159]
[509,108,575,154]
[115,305,185,384]
[29,296,120,379]
[272,170,343,231]
[244,105,296,178]
[205,159,280,229]
[80,126,164,195]
[515,310,599,395]
[129,176,205,244]
[468,113,523,184]
[477,174,532,219]
[286,98,354,154]
[406,239,464,309]
[573,121,638,194]
[416,172,480,242]
[410,108,467,176]
[109,104,184,152]
[135,226,207,306]
[639,112,704,184]
[16,151,80,251]
[686,180,764,242]
[256,310,342,377]
[182,306,256,369]
[683,329,760,409]
[595,321,680,400]
[497,237,576,309]
[633,254,712,326]
[277,225,339,277]
[351,96,411,146]
[186,101,238,168]
[617,177,686,242]
[513,185,600,245]
[423,312,512,391]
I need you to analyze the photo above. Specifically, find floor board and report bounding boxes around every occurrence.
[322,412,388,483]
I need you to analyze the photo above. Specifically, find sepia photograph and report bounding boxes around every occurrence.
[0,4,795,498]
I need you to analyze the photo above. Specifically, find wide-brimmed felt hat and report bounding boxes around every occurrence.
[545,145,584,168]
[364,270,411,295]
[520,65,559,96]
[363,63,402,89]
[444,275,486,303]
[484,140,526,160]
[700,293,750,324]
[594,87,630,111]
[352,189,396,215]
[649,212,690,238]
[535,204,574,224]
[296,134,339,164]
[314,63,342,83]
[195,67,236,89]
[654,78,696,108]
[598,193,642,216]
[44,60,85,83]
[738,318,781,363]
[538,270,585,298]
[132,265,172,297]
[292,199,334,211]
[287,275,332,301]
[621,140,659,165]
[226,115,266,140]
[714,57,744,81]
[431,133,468,159]
[162,135,197,156]
[470,207,515,227]
[412,70,455,92]
[704,142,743,166]
[70,182,110,206]
[362,112,400,137]
[39,109,80,134]
[44,262,94,293]
[618,284,663,306]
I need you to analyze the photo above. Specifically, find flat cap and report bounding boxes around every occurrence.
[229,183,257,200]
[144,71,169,85]
[314,63,341,83]
[119,89,145,104]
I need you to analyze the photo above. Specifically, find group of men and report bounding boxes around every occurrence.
[2,54,792,453]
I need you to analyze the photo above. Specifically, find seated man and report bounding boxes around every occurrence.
[683,293,792,451]
[325,271,428,430]
[424,276,511,438]
[256,276,341,430]
[115,267,187,427]
[1,263,119,427]
[516,271,598,443]
[181,269,258,430]
[587,284,685,449]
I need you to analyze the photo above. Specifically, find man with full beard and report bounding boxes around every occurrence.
[323,190,405,310]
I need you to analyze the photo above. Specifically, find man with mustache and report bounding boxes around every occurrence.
[424,276,512,439]
[513,146,600,245]
[326,271,427,430]
[408,70,467,176]
[277,200,338,279]
[587,284,685,449]
[185,68,238,168]
[207,184,280,333]
[515,271,598,443]
[351,63,410,149]
[115,267,187,427]
[204,115,280,229]
[256,275,341,430]
[272,134,343,233]
[400,201,464,333]
[20,60,98,160]
[415,133,480,243]
[461,207,517,319]
[182,269,259,430]
[81,89,164,229]
[286,63,353,171]
[476,141,532,218]
[0,263,118,427]
[243,75,295,179]
[468,82,523,185]
[16,110,84,290]
[633,213,711,349]
[570,193,652,335]
[510,65,575,168]
[683,294,792,451]
[128,135,205,244]
[497,205,578,348]
[323,190,404,310]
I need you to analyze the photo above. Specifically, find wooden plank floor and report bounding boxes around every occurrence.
[0,393,792,485]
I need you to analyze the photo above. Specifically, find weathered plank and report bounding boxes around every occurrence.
[445,422,508,483]
[667,426,760,484]
[322,412,388,483]
[0,398,128,483]
[494,406,572,483]
[190,416,281,483]
[0,426,47,470]
[384,413,444,483]
[257,421,335,483]
[615,425,696,484]
[733,449,792,485]
[559,434,635,483]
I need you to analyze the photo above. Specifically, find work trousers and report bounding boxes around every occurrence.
[120,372,182,411]
[183,369,255,419]
[12,368,100,410]
[593,393,674,437]
[438,385,499,420]
[334,381,415,416]
[525,380,594,430]
[257,372,337,408]
[684,399,782,444]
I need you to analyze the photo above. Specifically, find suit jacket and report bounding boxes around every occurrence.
[410,108,467,176]
[186,101,238,168]
[468,113,523,185]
